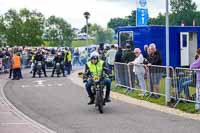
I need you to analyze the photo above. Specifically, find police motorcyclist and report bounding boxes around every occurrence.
[84,53,111,105]
[64,48,72,75]
[32,50,47,78]
[51,52,65,77]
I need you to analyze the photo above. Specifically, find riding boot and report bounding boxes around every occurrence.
[104,90,111,102]
[88,95,95,105]
[62,68,66,77]
[43,70,47,77]
[32,70,36,78]
[44,73,48,77]
[51,69,55,77]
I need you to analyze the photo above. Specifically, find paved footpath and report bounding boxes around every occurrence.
[0,72,55,133]
[2,69,200,133]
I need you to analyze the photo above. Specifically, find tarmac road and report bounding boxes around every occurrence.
[3,73,200,133]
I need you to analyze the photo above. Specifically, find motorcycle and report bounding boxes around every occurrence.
[36,61,42,78]
[83,68,112,114]
[55,62,63,77]
[93,74,105,113]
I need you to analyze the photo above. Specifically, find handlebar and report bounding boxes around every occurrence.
[83,67,113,83]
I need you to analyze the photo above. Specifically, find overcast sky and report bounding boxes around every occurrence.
[0,0,200,28]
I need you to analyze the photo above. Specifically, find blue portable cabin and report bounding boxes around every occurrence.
[117,26,200,67]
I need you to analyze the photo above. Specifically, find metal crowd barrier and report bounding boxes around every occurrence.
[0,56,31,74]
[114,62,200,107]
[0,58,3,73]
[174,67,200,107]
[147,65,176,98]
[114,62,131,90]
[21,55,32,68]
[0,57,10,73]
[114,63,176,101]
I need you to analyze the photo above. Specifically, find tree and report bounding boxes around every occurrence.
[126,10,136,26]
[107,10,136,32]
[193,11,200,26]
[81,23,91,33]
[0,16,6,46]
[96,28,114,44]
[4,9,23,46]
[19,8,45,46]
[44,16,73,47]
[170,0,198,25]
[149,0,200,26]
[171,0,197,14]
[81,23,102,36]
[149,13,165,25]
[3,8,45,46]
[107,18,128,32]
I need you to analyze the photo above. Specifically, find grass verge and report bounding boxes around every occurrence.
[111,83,200,114]
[72,40,95,48]
[78,73,200,114]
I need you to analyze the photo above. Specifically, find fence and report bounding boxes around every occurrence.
[114,62,200,107]
[174,67,200,107]
[0,57,10,73]
[0,58,3,73]
[0,56,31,74]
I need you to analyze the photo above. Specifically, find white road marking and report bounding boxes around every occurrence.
[57,84,63,87]
[47,84,53,87]
[22,80,64,88]
[33,80,46,85]
[21,85,30,88]
[35,85,45,87]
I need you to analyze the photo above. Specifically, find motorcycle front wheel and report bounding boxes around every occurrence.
[96,90,104,114]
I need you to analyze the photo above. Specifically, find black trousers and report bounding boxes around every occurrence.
[13,68,21,80]
[33,64,47,77]
[9,68,12,78]
[51,64,65,76]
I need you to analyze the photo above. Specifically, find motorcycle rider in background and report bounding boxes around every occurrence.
[32,50,47,78]
[51,52,65,77]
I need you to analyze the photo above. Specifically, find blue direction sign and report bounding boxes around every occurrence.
[136,8,148,26]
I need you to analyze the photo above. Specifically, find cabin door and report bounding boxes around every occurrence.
[180,32,189,66]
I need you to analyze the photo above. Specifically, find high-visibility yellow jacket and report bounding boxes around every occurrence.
[64,51,72,62]
[31,55,35,62]
[87,60,104,76]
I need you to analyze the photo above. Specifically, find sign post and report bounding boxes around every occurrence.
[136,0,148,26]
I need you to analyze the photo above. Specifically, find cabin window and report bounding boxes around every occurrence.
[182,34,187,47]
[119,31,133,48]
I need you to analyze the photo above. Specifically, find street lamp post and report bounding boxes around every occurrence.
[86,18,89,46]
[165,0,171,105]
[83,12,90,46]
